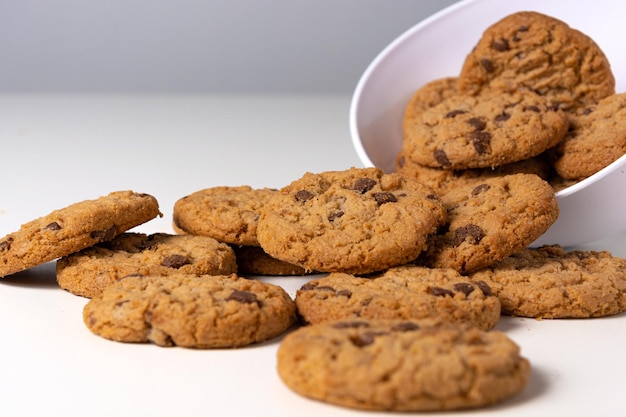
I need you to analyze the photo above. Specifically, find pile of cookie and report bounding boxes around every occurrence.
[1,10,626,414]
[398,11,626,195]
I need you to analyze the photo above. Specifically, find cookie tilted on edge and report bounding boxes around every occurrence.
[417,173,559,274]
[257,167,447,274]
[469,244,626,318]
[84,273,296,348]
[57,232,238,298]
[0,191,161,278]
[277,318,531,412]
[295,266,500,331]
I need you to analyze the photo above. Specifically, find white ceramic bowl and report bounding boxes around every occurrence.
[350,0,626,248]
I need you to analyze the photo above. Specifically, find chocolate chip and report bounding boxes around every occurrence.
[453,224,484,246]
[333,321,370,329]
[480,58,495,73]
[0,237,13,252]
[397,155,406,168]
[524,105,541,112]
[445,109,468,118]
[512,25,528,42]
[372,192,397,205]
[494,112,511,123]
[328,211,344,222]
[350,331,387,347]
[44,222,62,231]
[582,107,594,115]
[469,131,492,155]
[391,322,420,332]
[161,254,191,269]
[429,287,455,297]
[226,290,261,306]
[434,149,451,167]
[336,289,352,298]
[453,283,475,296]
[299,282,317,291]
[295,190,315,202]
[474,280,493,296]
[353,177,377,194]
[471,184,490,196]
[492,38,510,51]
[468,117,486,131]
[90,225,117,242]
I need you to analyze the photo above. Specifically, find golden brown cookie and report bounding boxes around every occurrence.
[395,148,551,196]
[173,186,278,246]
[256,167,447,274]
[469,244,626,318]
[458,11,615,113]
[402,89,568,170]
[550,93,626,180]
[416,173,559,274]
[277,318,531,412]
[0,191,161,278]
[57,232,238,298]
[83,273,296,348]
[295,266,500,331]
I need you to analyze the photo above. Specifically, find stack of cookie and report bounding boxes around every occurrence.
[398,11,625,194]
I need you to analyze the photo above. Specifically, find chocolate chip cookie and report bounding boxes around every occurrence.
[550,93,626,180]
[469,244,626,318]
[83,273,296,348]
[0,191,161,278]
[57,232,238,298]
[295,266,500,330]
[458,11,615,113]
[402,89,568,170]
[416,173,559,274]
[173,186,278,246]
[256,167,447,274]
[277,318,531,411]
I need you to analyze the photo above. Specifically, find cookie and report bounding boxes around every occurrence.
[395,148,551,196]
[416,173,558,274]
[232,245,312,276]
[0,191,161,278]
[458,11,615,113]
[402,89,568,170]
[173,186,278,246]
[550,93,626,180]
[56,232,238,298]
[277,318,531,411]
[83,273,296,348]
[256,167,447,274]
[402,76,459,130]
[295,266,500,330]
[469,244,626,318]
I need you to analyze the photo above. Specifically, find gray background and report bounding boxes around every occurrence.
[0,0,460,94]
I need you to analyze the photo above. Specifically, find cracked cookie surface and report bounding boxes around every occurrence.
[0,191,161,277]
[256,167,447,274]
[402,89,568,170]
[416,173,558,274]
[83,273,296,348]
[469,244,626,318]
[295,266,500,331]
[57,232,238,298]
[458,11,615,113]
[173,186,278,246]
[277,318,530,411]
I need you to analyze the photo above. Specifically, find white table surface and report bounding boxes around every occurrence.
[1,94,625,417]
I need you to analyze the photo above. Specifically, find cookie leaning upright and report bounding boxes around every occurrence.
[0,191,161,278]
[417,173,558,274]
[457,11,615,113]
[256,167,447,274]
[277,318,531,412]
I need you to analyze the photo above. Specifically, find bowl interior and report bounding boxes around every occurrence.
[349,0,626,246]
